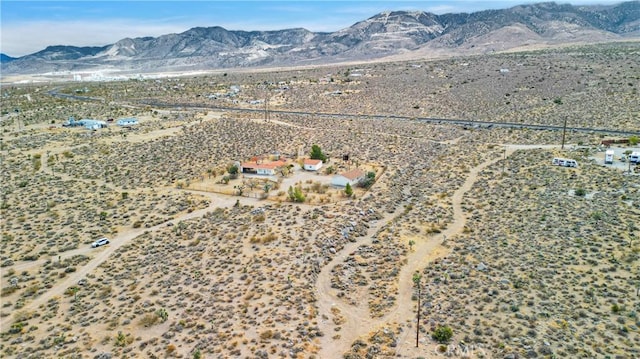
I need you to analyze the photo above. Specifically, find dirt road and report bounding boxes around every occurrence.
[315,193,407,357]
[5,191,261,327]
[315,146,528,358]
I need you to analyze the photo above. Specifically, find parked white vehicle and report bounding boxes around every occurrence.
[552,157,578,168]
[91,237,109,248]
[605,150,614,164]
[629,152,640,164]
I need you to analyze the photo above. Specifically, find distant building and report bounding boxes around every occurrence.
[63,117,81,127]
[79,119,107,130]
[332,169,365,187]
[319,75,332,84]
[63,117,107,130]
[116,117,139,127]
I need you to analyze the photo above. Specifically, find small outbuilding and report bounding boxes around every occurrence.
[63,117,106,129]
[332,169,365,187]
[78,119,107,130]
[63,117,81,127]
[117,117,139,127]
[303,159,323,171]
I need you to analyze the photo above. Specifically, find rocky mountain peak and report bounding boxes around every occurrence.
[2,1,638,76]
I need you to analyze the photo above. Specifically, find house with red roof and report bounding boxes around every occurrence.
[240,160,287,176]
[303,159,323,171]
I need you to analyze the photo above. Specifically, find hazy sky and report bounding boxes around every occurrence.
[1,0,626,57]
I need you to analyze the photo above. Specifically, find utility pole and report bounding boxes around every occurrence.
[413,271,422,347]
[263,82,270,122]
[416,282,421,347]
[561,116,567,150]
[503,146,507,173]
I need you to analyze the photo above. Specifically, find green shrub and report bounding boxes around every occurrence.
[310,144,327,162]
[115,331,127,347]
[432,325,453,343]
[344,183,353,197]
[227,164,239,179]
[359,175,375,189]
[156,308,168,322]
[9,322,24,334]
[288,186,305,202]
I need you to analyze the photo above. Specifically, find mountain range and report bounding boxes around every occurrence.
[2,1,639,76]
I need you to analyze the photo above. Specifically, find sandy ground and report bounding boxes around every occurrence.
[1,45,639,358]
[316,145,538,358]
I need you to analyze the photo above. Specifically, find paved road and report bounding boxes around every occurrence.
[138,100,640,137]
[48,88,104,102]
[46,89,640,137]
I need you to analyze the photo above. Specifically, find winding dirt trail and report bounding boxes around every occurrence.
[390,148,519,356]
[315,200,407,356]
[4,191,264,328]
[316,146,523,358]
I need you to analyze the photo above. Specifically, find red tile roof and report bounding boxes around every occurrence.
[340,169,365,180]
[241,160,286,170]
[303,159,323,165]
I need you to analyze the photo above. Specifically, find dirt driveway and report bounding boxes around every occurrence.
[278,164,334,190]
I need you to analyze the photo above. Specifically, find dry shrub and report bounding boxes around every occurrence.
[99,285,112,299]
[262,233,277,243]
[426,225,442,234]
[139,313,159,327]
[260,329,273,340]
[1,286,18,297]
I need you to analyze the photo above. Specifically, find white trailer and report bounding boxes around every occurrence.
[552,157,578,168]
[630,152,640,164]
[605,150,615,164]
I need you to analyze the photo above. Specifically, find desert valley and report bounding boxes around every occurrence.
[1,33,640,359]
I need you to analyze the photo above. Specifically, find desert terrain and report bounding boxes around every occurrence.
[1,42,639,358]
